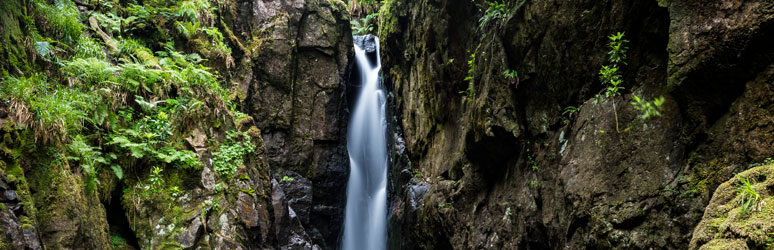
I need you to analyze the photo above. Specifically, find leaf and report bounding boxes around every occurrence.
[36,41,51,57]
[111,165,124,180]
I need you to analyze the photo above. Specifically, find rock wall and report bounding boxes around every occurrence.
[380,0,773,249]
[222,0,353,247]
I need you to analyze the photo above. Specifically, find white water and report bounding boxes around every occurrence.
[342,38,387,250]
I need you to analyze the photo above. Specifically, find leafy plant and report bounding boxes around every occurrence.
[280,176,295,182]
[63,57,118,86]
[503,69,518,85]
[67,135,121,193]
[148,166,165,193]
[736,174,762,214]
[631,95,665,120]
[74,36,106,60]
[562,106,580,125]
[598,32,629,133]
[459,53,476,102]
[176,20,201,39]
[37,0,84,43]
[1,74,91,141]
[478,0,510,31]
[351,13,378,35]
[212,131,256,179]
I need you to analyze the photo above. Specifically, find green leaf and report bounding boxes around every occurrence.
[36,41,51,57]
[111,165,124,180]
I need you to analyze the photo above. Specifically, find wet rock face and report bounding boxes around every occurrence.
[380,0,773,249]
[225,0,353,248]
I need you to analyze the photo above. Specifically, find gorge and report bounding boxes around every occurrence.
[0,0,773,249]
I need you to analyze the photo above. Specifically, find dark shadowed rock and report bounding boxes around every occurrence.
[278,171,313,225]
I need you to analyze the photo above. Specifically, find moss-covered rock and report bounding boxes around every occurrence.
[690,165,774,250]
[0,0,32,74]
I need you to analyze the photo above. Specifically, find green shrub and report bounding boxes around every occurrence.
[67,135,121,193]
[598,32,628,133]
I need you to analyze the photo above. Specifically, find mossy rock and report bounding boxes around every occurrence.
[0,0,32,74]
[690,165,774,250]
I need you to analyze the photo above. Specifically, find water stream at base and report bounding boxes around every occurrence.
[341,37,387,250]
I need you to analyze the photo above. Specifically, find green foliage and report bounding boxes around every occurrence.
[735,174,762,214]
[63,58,118,86]
[212,131,256,179]
[67,135,121,193]
[478,0,510,31]
[459,53,476,102]
[176,21,201,39]
[280,176,295,182]
[631,95,665,120]
[148,166,165,193]
[91,13,123,36]
[175,0,211,22]
[1,74,91,139]
[36,0,84,43]
[503,69,518,85]
[600,32,629,98]
[352,13,378,35]
[562,106,580,125]
[108,98,202,169]
[74,36,106,60]
[598,32,629,133]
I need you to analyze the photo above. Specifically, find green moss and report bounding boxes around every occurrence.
[691,165,774,248]
[158,241,185,250]
[6,162,23,184]
[0,238,10,250]
[378,0,400,40]
[0,0,32,73]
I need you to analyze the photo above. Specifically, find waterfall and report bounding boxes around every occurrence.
[342,37,387,250]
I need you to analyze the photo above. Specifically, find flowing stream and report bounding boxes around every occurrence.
[342,37,387,250]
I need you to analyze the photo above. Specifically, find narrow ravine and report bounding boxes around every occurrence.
[342,36,387,250]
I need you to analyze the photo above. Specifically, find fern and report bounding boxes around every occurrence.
[67,135,114,192]
[63,58,118,86]
[176,21,201,39]
[37,0,84,43]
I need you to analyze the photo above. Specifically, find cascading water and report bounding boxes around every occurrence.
[342,37,387,250]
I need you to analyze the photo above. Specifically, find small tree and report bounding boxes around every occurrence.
[599,32,628,133]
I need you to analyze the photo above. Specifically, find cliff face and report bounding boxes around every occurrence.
[223,0,353,247]
[379,0,773,249]
[0,0,351,249]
